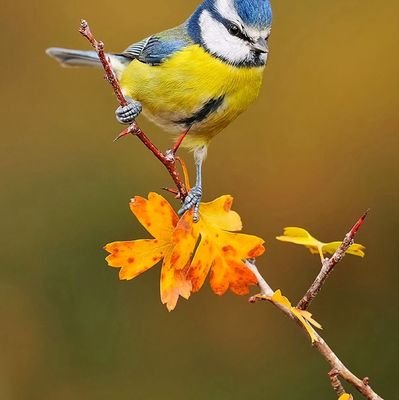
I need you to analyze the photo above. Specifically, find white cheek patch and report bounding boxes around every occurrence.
[246,27,272,42]
[199,10,251,64]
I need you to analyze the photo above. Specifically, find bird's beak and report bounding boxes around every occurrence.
[252,37,268,54]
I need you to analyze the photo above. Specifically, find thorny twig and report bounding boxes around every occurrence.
[297,209,369,310]
[79,20,187,199]
[78,19,382,400]
[247,213,383,400]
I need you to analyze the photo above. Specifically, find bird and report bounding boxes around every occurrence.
[46,0,273,221]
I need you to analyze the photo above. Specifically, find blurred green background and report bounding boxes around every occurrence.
[0,0,398,399]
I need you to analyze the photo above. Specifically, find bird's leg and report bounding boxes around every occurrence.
[178,146,207,222]
[115,96,142,124]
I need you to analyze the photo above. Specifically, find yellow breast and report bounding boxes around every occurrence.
[120,45,264,149]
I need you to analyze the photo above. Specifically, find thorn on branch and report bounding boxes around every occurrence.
[329,369,346,397]
[350,209,370,237]
[248,293,269,304]
[363,377,370,386]
[162,187,180,197]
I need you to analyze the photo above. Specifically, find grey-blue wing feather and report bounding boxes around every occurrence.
[123,37,151,59]
[121,24,193,66]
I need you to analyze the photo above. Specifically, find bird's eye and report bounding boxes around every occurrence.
[228,24,240,37]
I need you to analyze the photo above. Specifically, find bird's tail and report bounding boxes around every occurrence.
[46,47,130,77]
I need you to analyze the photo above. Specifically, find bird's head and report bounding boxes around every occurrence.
[188,0,272,67]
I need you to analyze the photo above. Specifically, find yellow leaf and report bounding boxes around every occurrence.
[276,227,365,258]
[105,239,168,280]
[271,289,292,308]
[160,252,192,312]
[338,394,353,400]
[276,227,322,248]
[130,192,178,240]
[322,242,365,258]
[199,195,243,232]
[299,310,323,330]
[291,307,322,343]
[271,290,322,343]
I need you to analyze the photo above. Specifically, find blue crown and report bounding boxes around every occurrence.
[234,0,272,28]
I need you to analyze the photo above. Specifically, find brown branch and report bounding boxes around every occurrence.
[79,18,382,400]
[297,210,369,310]
[246,260,383,400]
[79,20,187,199]
[79,20,126,106]
[246,212,383,399]
[329,369,346,397]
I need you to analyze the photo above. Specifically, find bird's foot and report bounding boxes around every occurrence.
[178,185,202,222]
[115,97,142,124]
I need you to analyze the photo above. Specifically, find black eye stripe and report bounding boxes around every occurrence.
[212,12,253,43]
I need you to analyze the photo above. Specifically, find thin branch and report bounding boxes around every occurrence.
[297,210,369,310]
[247,260,383,400]
[329,369,346,397]
[79,20,187,199]
[245,259,274,297]
[79,20,127,106]
[78,19,382,400]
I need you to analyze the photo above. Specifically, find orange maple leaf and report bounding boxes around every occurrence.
[170,196,265,296]
[105,193,192,311]
[105,193,265,311]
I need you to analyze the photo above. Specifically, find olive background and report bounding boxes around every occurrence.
[0,0,398,399]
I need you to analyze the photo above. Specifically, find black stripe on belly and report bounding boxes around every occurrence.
[176,95,225,127]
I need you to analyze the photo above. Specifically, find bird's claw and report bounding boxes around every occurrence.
[178,185,202,222]
[115,97,142,124]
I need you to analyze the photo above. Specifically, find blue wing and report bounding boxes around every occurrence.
[122,25,193,66]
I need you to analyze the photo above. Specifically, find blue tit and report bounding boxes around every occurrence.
[46,0,272,221]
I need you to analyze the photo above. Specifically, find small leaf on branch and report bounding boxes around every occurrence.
[276,227,365,259]
[271,290,322,343]
[338,394,353,400]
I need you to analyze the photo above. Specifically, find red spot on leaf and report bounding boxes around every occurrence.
[222,245,237,256]
[223,198,233,212]
[171,252,181,265]
[248,244,265,258]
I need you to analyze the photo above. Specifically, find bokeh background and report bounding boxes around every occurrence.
[1,0,398,399]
